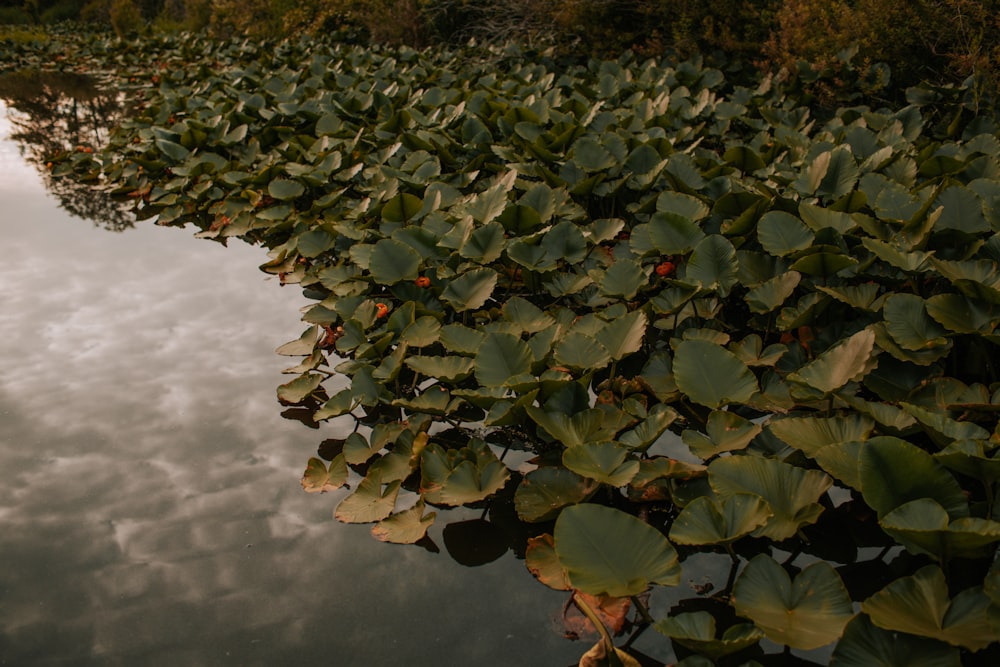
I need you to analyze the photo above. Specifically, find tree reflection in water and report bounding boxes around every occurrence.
[0,69,134,231]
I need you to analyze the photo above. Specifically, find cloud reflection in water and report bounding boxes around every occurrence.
[0,109,581,666]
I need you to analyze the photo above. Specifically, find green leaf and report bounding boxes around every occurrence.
[757,211,815,257]
[381,192,423,223]
[767,414,875,456]
[788,329,876,394]
[276,373,323,403]
[669,493,772,546]
[654,611,764,660]
[860,436,969,519]
[862,565,996,651]
[441,267,497,312]
[554,503,681,597]
[745,271,801,313]
[515,466,597,523]
[685,235,739,295]
[371,499,436,544]
[709,455,832,541]
[731,554,855,650]
[563,442,640,486]
[883,294,950,350]
[475,332,533,387]
[554,332,612,370]
[682,410,762,460]
[466,170,516,223]
[275,325,318,355]
[646,212,706,255]
[370,238,422,285]
[673,340,759,409]
[598,260,645,300]
[406,355,475,382]
[830,614,961,667]
[573,137,616,172]
[268,178,305,201]
[525,533,571,591]
[656,191,710,220]
[419,440,510,506]
[301,455,347,493]
[595,311,647,361]
[335,473,401,524]
[880,498,1000,562]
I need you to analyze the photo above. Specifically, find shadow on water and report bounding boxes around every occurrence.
[0,69,134,231]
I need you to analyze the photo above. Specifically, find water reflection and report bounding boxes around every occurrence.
[0,69,134,231]
[0,102,592,665]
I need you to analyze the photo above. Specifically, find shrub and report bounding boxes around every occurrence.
[109,0,142,36]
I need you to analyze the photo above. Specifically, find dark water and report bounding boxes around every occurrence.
[0,98,599,666]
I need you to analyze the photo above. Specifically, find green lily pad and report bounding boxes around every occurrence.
[276,372,323,403]
[370,238,422,285]
[830,614,961,667]
[554,503,681,597]
[880,498,1000,562]
[669,493,772,546]
[525,533,572,590]
[731,554,855,650]
[862,565,997,651]
[514,466,598,523]
[883,293,950,351]
[788,328,876,394]
[440,267,498,312]
[709,455,832,541]
[682,410,762,460]
[419,440,510,506]
[767,413,875,456]
[563,441,640,487]
[335,472,401,524]
[860,436,969,519]
[685,235,739,295]
[654,611,764,660]
[301,455,348,493]
[673,339,759,409]
[757,211,815,257]
[475,332,533,387]
[371,499,436,544]
[268,178,305,201]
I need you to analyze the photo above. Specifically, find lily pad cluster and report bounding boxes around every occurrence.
[30,29,1000,663]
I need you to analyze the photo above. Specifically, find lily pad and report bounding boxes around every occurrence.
[654,611,764,660]
[731,554,855,650]
[554,503,681,597]
[371,499,436,544]
[669,493,772,546]
[515,466,598,523]
[830,614,961,667]
[673,339,759,409]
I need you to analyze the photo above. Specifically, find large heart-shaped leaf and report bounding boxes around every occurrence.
[554,503,681,597]
[709,455,832,541]
[862,565,997,651]
[474,332,533,387]
[879,498,1000,561]
[515,466,598,523]
[562,442,640,487]
[371,499,436,544]
[682,410,762,460]
[860,436,969,519]
[731,554,855,650]
[419,440,510,506]
[654,611,764,660]
[370,238,422,285]
[672,340,759,409]
[788,328,876,394]
[669,493,772,546]
[830,614,961,667]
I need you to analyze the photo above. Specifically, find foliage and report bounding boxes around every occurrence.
[14,27,1000,663]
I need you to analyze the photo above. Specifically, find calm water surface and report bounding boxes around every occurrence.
[0,100,598,666]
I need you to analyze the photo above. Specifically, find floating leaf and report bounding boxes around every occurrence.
[654,611,765,660]
[830,613,961,667]
[554,332,612,370]
[335,473,401,524]
[563,442,640,487]
[862,565,997,651]
[731,554,855,650]
[883,294,950,351]
[474,332,533,387]
[554,503,681,597]
[860,436,969,519]
[709,455,832,541]
[301,455,347,493]
[441,267,497,312]
[370,238,422,285]
[515,466,598,522]
[381,192,423,223]
[371,499,436,544]
[767,413,875,456]
[268,178,305,201]
[788,328,876,394]
[276,372,323,403]
[682,410,762,459]
[685,235,739,295]
[879,498,1000,561]
[419,440,510,506]
[669,493,772,546]
[673,340,759,409]
[525,533,571,590]
[745,271,801,313]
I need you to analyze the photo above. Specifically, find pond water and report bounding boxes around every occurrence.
[0,97,607,665]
